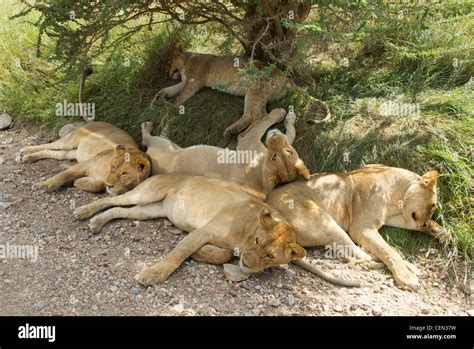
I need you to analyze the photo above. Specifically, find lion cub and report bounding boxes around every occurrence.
[20,122,151,194]
[73,173,306,285]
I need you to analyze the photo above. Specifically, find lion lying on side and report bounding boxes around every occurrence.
[267,165,451,290]
[141,108,310,196]
[153,43,329,138]
[20,122,151,194]
[73,173,307,285]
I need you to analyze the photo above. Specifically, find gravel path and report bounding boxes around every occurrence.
[0,120,471,316]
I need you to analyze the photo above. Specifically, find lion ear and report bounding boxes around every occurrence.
[420,170,438,190]
[289,243,306,260]
[258,208,279,229]
[295,159,311,180]
[136,154,151,174]
[174,43,184,52]
[114,144,126,153]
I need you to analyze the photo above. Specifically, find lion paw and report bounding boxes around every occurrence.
[32,181,54,192]
[393,266,419,290]
[135,266,169,286]
[88,217,104,234]
[223,127,239,139]
[74,205,94,220]
[141,121,153,134]
[21,154,37,163]
[284,110,296,126]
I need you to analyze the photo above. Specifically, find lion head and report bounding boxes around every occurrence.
[167,43,187,80]
[403,170,439,229]
[239,207,306,274]
[104,145,152,195]
[264,134,310,187]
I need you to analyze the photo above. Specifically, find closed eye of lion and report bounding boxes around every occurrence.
[20,122,151,194]
[151,43,331,138]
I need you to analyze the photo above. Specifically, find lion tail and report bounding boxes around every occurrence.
[292,259,363,287]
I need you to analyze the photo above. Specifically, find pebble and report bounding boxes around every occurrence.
[372,305,382,316]
[0,201,12,209]
[350,304,358,311]
[252,308,261,316]
[2,137,13,144]
[131,287,142,295]
[223,263,250,282]
[270,299,281,307]
[467,309,474,316]
[171,303,184,313]
[333,305,343,312]
[421,308,430,315]
[91,305,99,311]
[33,302,46,310]
[110,286,118,292]
[158,288,168,297]
[0,112,12,130]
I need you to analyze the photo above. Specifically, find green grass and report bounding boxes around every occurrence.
[0,1,472,263]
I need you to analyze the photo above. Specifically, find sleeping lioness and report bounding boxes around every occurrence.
[267,165,451,290]
[141,108,310,195]
[152,43,296,138]
[20,122,151,194]
[73,173,306,285]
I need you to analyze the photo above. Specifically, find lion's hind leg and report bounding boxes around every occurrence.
[192,245,234,264]
[20,131,80,157]
[22,149,77,163]
[88,202,165,234]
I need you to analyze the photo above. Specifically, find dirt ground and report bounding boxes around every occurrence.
[0,120,472,316]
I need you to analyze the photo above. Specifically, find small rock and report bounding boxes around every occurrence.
[421,308,430,315]
[223,263,250,282]
[168,227,184,235]
[322,304,329,312]
[466,309,474,316]
[131,287,142,295]
[110,286,118,292]
[33,302,46,310]
[270,299,281,307]
[350,304,358,311]
[35,137,51,145]
[158,288,168,297]
[91,305,99,311]
[58,122,84,138]
[2,137,13,144]
[372,305,382,316]
[333,305,343,312]
[193,277,201,286]
[0,201,12,209]
[252,308,261,316]
[163,220,172,228]
[0,112,12,130]
[171,303,184,313]
[0,156,4,164]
